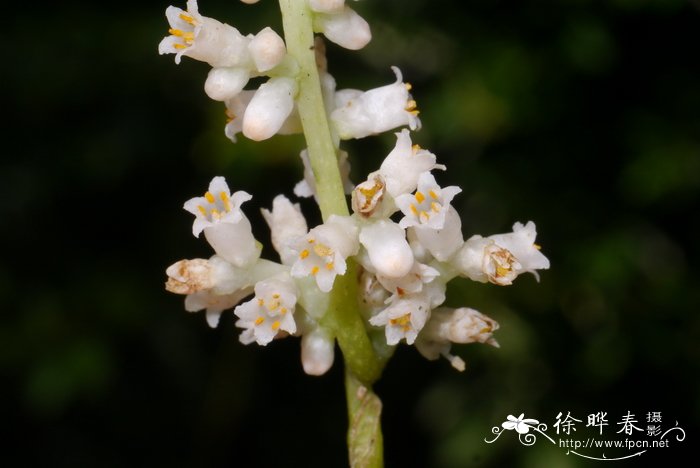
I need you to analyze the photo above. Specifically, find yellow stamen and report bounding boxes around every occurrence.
[405,82,413,91]
[210,208,221,219]
[412,144,422,152]
[415,191,426,204]
[220,191,231,212]
[272,293,280,299]
[431,202,441,213]
[410,204,418,215]
[258,298,264,306]
[311,266,320,276]
[204,191,215,204]
[179,12,195,24]
[254,317,264,325]
[326,262,334,270]
[534,243,542,250]
[197,205,207,216]
[428,190,438,199]
[406,99,417,111]
[280,307,287,315]
[496,265,511,277]
[173,43,188,50]
[182,32,195,43]
[300,249,309,259]
[271,320,281,331]
[169,28,184,37]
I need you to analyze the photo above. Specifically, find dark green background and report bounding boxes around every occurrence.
[3,0,699,466]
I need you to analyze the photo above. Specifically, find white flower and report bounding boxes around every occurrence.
[415,307,499,371]
[359,219,414,279]
[234,276,298,345]
[183,176,260,267]
[290,215,359,292]
[261,195,308,266]
[376,261,439,298]
[313,6,371,50]
[184,288,252,328]
[369,294,431,345]
[395,171,461,230]
[158,0,252,68]
[378,130,445,198]
[411,206,464,262]
[452,221,550,285]
[165,256,257,327]
[331,67,421,139]
[243,77,298,141]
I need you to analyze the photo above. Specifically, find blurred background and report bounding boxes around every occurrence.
[3,0,699,466]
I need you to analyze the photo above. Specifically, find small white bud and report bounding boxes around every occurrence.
[313,7,371,50]
[261,195,308,266]
[301,328,335,376]
[204,67,250,101]
[359,220,414,278]
[243,77,298,141]
[248,27,286,72]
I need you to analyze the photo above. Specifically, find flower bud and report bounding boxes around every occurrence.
[301,327,335,376]
[359,220,414,278]
[243,77,298,141]
[204,67,250,101]
[313,7,371,50]
[248,27,286,72]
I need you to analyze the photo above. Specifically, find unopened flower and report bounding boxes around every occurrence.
[183,176,260,267]
[378,129,444,198]
[248,27,286,72]
[452,221,550,285]
[415,307,499,371]
[313,6,371,50]
[395,171,461,230]
[309,0,345,14]
[243,77,298,141]
[261,195,308,266]
[234,276,297,345]
[205,67,251,101]
[300,325,335,376]
[331,67,421,139]
[159,0,252,67]
[359,219,414,279]
[290,215,359,292]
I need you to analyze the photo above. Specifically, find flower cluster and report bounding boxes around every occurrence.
[162,0,550,374]
[159,0,415,144]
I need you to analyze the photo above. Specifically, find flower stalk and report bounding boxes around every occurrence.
[279,0,385,464]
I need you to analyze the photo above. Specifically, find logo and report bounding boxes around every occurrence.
[485,411,686,461]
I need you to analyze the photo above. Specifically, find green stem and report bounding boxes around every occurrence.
[345,370,384,468]
[278,1,385,466]
[279,0,347,220]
